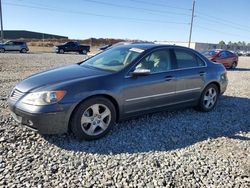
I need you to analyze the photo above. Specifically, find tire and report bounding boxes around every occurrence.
[230,61,237,69]
[0,48,5,53]
[20,48,27,53]
[71,97,116,140]
[59,49,64,54]
[196,84,219,112]
[80,49,87,55]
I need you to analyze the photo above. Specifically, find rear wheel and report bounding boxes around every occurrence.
[0,48,5,53]
[196,84,219,112]
[71,97,116,140]
[230,61,237,69]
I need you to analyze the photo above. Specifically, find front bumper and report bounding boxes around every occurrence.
[8,100,75,134]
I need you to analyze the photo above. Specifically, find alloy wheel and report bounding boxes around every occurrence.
[232,62,237,69]
[203,88,217,109]
[80,104,111,136]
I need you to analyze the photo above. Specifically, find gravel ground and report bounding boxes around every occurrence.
[0,53,249,187]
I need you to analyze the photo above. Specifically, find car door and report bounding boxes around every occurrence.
[65,42,73,52]
[217,51,229,66]
[13,42,21,51]
[225,51,236,66]
[172,48,206,102]
[122,48,178,114]
[4,41,14,51]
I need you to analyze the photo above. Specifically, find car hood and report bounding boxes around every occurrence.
[15,64,108,92]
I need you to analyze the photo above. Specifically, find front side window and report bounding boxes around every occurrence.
[174,49,205,69]
[81,46,143,72]
[5,41,14,45]
[135,49,172,73]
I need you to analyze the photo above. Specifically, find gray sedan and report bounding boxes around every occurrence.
[8,44,228,140]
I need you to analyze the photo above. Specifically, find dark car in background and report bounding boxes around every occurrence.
[202,49,238,69]
[54,41,90,54]
[0,41,29,53]
[8,44,228,140]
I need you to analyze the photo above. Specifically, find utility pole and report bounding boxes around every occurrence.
[0,0,4,43]
[188,0,195,48]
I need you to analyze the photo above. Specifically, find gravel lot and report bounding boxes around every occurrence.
[0,53,249,187]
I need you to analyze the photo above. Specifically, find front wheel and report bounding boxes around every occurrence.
[59,49,64,54]
[230,61,237,69]
[79,49,87,55]
[0,48,5,53]
[71,97,116,140]
[196,84,219,112]
[20,48,27,53]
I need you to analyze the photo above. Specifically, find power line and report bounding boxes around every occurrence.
[3,2,189,25]
[196,15,250,33]
[81,0,191,16]
[128,0,191,11]
[196,25,250,39]
[196,11,250,31]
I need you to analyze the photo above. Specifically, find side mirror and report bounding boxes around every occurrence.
[130,68,150,77]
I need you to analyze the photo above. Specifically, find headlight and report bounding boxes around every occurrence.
[21,90,66,106]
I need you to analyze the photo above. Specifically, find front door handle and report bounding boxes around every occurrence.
[199,71,206,76]
[165,76,174,81]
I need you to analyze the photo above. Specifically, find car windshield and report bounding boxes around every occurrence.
[202,50,218,56]
[81,46,144,72]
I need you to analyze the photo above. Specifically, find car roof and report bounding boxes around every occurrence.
[114,43,189,50]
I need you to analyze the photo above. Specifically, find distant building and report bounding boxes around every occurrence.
[3,30,68,40]
[156,41,250,52]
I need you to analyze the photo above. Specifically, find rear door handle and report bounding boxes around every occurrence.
[165,76,174,81]
[199,71,206,76]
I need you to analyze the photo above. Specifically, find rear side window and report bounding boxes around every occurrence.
[226,51,233,56]
[13,42,23,45]
[174,49,205,69]
[219,51,227,58]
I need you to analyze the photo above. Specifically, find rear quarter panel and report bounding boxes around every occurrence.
[205,61,228,94]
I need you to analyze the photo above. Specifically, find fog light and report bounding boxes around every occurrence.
[28,120,33,126]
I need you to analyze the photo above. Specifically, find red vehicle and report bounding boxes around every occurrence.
[202,49,238,69]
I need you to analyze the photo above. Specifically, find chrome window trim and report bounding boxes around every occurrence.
[125,87,201,102]
[125,46,207,79]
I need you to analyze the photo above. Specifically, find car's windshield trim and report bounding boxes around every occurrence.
[81,63,116,73]
[81,46,143,72]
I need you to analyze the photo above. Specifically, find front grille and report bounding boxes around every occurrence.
[10,89,24,101]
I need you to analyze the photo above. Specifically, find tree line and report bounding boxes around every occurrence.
[218,40,250,46]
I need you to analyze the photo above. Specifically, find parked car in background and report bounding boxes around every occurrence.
[8,44,228,140]
[202,49,238,69]
[0,41,29,53]
[246,51,250,56]
[236,50,247,56]
[54,41,90,54]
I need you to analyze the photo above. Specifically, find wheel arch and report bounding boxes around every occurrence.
[68,94,120,132]
[204,81,221,94]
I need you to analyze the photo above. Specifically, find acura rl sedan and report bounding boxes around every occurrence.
[8,44,228,140]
